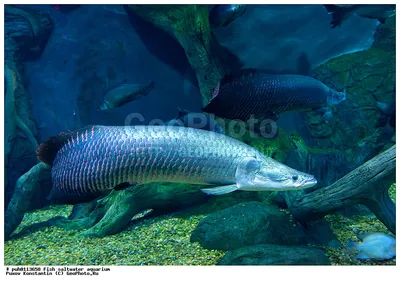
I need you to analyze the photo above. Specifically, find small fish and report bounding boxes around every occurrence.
[97,81,155,111]
[209,4,247,28]
[165,107,224,134]
[202,68,346,122]
[323,4,396,28]
[347,233,396,260]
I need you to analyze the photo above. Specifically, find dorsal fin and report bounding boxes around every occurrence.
[220,68,260,85]
[36,125,99,166]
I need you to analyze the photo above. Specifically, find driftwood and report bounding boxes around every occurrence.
[126,4,240,106]
[5,163,52,241]
[284,145,396,234]
[48,184,207,238]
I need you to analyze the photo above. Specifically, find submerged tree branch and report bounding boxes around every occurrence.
[285,145,396,234]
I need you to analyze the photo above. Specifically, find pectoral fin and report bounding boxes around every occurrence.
[201,184,239,195]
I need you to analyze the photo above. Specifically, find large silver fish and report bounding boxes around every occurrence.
[97,81,155,111]
[37,125,317,204]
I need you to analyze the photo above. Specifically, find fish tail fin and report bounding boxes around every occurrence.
[36,125,99,166]
[323,4,347,28]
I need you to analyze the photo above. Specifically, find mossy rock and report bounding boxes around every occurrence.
[190,201,310,251]
[308,46,395,149]
[218,244,331,265]
[372,17,395,52]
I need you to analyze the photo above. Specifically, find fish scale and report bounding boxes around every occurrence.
[203,69,333,121]
[40,125,262,202]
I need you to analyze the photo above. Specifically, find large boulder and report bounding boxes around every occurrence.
[305,17,395,155]
[218,244,331,265]
[190,201,310,251]
[215,4,379,72]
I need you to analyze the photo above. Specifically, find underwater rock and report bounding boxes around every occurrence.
[309,46,395,151]
[257,191,287,208]
[214,4,378,72]
[5,163,52,240]
[4,62,40,208]
[300,219,341,248]
[5,5,52,208]
[5,5,53,62]
[372,16,395,51]
[218,244,331,265]
[190,201,310,251]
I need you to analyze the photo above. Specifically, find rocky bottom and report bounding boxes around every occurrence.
[4,186,396,266]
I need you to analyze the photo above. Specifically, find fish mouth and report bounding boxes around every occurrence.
[299,176,317,189]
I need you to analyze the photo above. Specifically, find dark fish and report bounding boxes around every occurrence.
[202,69,346,121]
[209,4,247,28]
[97,81,155,111]
[36,125,317,204]
[323,4,396,28]
[165,107,224,134]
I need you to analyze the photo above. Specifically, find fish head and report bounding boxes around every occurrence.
[236,157,317,191]
[328,89,346,106]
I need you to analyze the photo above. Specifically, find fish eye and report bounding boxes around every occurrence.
[292,175,299,181]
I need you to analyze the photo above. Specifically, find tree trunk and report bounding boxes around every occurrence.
[126,4,240,106]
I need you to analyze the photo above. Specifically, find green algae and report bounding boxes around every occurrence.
[4,205,225,266]
[5,183,396,266]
